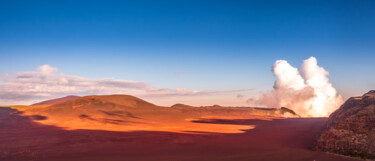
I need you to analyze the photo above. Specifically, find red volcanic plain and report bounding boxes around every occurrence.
[0,95,361,161]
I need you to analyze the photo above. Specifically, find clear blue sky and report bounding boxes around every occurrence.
[0,0,374,104]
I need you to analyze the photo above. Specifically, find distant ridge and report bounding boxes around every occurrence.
[32,95,80,105]
[171,103,299,117]
[171,103,194,108]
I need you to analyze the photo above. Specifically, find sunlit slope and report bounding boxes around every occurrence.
[15,95,297,133]
[32,95,80,105]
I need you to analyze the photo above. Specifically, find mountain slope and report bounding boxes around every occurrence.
[32,95,80,105]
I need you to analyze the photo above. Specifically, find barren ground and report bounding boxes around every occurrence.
[0,107,362,161]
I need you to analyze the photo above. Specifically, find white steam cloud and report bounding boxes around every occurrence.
[248,57,344,117]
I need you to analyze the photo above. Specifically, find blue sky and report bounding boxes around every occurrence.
[0,0,374,105]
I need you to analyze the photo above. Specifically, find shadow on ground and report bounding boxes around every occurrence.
[0,107,361,161]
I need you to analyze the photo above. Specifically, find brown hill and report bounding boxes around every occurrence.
[32,95,80,105]
[53,94,158,109]
[315,90,375,159]
[29,95,163,123]
[19,94,296,133]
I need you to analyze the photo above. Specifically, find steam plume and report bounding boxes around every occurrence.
[248,57,343,117]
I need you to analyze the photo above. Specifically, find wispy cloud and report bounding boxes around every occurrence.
[176,71,184,75]
[236,94,244,99]
[0,65,250,105]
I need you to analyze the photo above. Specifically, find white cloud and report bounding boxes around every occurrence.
[0,65,250,105]
[38,64,58,74]
[247,57,343,117]
[236,94,244,99]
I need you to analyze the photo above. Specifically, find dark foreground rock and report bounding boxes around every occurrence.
[316,90,375,159]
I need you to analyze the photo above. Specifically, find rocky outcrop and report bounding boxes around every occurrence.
[315,90,375,159]
[279,107,300,117]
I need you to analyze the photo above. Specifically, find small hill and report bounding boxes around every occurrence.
[280,107,296,115]
[171,103,194,108]
[315,90,375,159]
[32,95,80,105]
[279,107,300,117]
[34,95,161,121]
[54,94,157,108]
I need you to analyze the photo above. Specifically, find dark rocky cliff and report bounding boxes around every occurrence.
[316,90,375,159]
